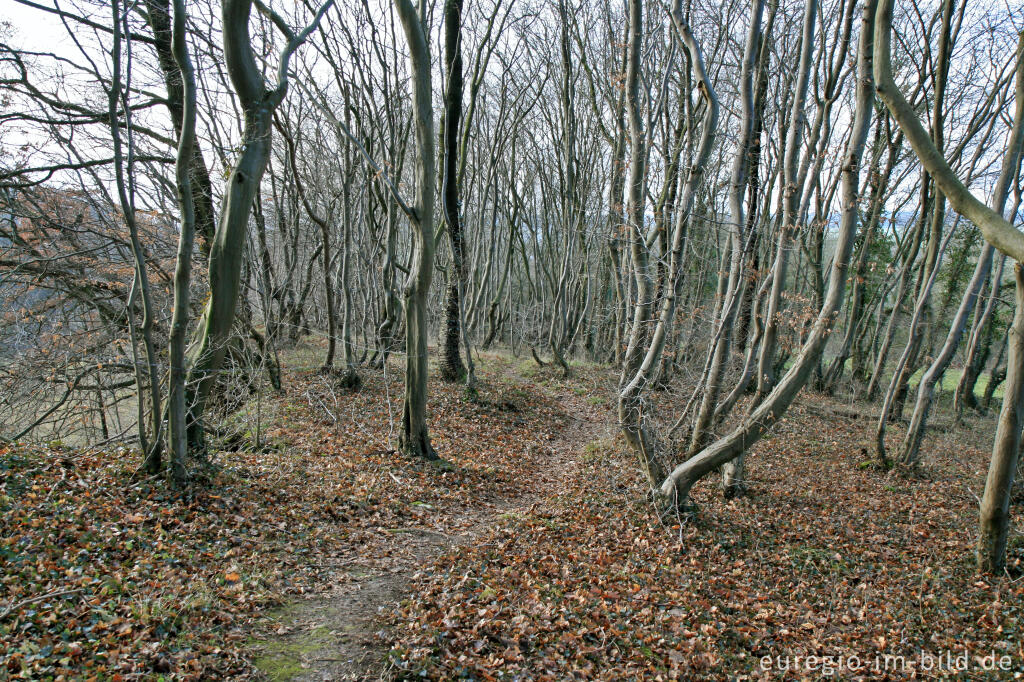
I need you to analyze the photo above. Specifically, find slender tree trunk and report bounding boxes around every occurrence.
[143,0,217,256]
[875,0,1024,572]
[955,255,1005,414]
[339,89,360,387]
[440,0,468,383]
[109,0,163,472]
[166,0,197,485]
[899,243,994,467]
[754,0,817,404]
[978,263,1024,573]
[618,0,718,496]
[663,0,875,506]
[688,0,764,464]
[395,0,438,459]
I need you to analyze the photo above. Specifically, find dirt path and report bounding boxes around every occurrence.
[247,367,615,681]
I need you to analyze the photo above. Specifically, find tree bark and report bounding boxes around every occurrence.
[166,0,197,485]
[754,0,817,404]
[978,263,1024,573]
[186,0,332,452]
[394,0,438,460]
[440,0,468,383]
[663,0,876,506]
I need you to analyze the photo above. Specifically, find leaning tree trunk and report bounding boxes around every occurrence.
[618,0,718,494]
[661,0,876,507]
[186,0,332,453]
[875,0,1024,573]
[888,0,957,424]
[898,243,997,468]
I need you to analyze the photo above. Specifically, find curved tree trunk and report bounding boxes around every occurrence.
[186,0,332,453]
[618,0,718,494]
[109,0,163,472]
[166,0,197,485]
[875,0,1024,573]
[687,0,765,464]
[662,0,875,506]
[395,0,438,460]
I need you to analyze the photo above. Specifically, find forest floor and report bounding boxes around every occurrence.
[1,345,1023,680]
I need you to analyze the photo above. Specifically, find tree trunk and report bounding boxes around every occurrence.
[395,0,438,460]
[977,264,1024,572]
[687,0,765,464]
[440,0,467,383]
[186,0,331,452]
[663,0,875,506]
[618,0,718,496]
[954,255,1005,414]
[754,0,817,404]
[166,0,197,485]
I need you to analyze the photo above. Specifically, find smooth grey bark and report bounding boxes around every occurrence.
[954,254,1006,414]
[338,87,360,387]
[884,0,957,425]
[754,0,817,403]
[662,0,876,506]
[874,0,1024,572]
[166,0,197,485]
[393,0,438,459]
[143,0,217,256]
[186,0,333,452]
[873,4,1024,263]
[978,263,1024,573]
[823,121,898,391]
[974,32,1024,573]
[618,0,718,495]
[898,243,997,467]
[108,0,163,471]
[687,0,765,462]
[874,222,954,466]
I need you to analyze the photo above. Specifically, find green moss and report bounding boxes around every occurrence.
[582,439,612,462]
[250,625,331,681]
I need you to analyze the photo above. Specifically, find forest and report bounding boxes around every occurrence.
[1,0,1023,678]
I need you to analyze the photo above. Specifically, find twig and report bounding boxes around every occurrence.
[0,588,82,620]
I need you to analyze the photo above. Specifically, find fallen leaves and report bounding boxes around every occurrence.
[384,389,1024,680]
[1,351,573,679]
[4,352,1022,679]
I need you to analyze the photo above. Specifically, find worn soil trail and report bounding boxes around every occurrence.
[248,364,616,681]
